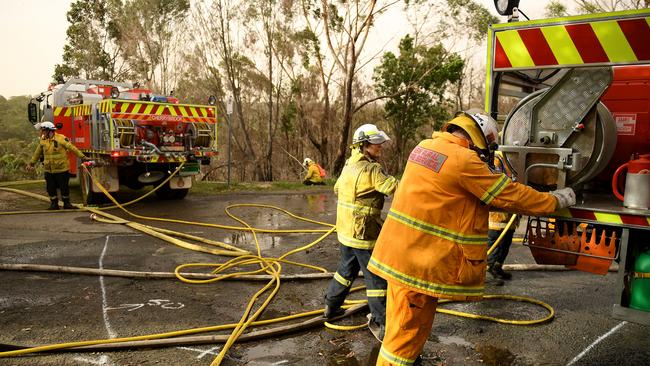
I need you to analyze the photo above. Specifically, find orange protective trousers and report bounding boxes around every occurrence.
[376,282,438,366]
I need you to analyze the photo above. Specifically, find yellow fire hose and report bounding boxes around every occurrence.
[0,171,554,364]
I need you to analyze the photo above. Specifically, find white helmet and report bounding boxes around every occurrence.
[443,110,498,149]
[303,158,313,166]
[467,109,499,147]
[352,124,390,145]
[37,121,57,131]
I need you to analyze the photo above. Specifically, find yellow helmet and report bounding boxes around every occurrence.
[442,110,498,150]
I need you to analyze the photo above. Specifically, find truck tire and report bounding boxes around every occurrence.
[155,181,189,200]
[80,168,105,205]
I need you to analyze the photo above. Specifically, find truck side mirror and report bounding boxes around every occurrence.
[27,101,39,124]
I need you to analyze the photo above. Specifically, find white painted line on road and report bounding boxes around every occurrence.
[566,321,627,366]
[73,355,112,365]
[177,346,221,358]
[100,235,117,339]
[197,345,222,359]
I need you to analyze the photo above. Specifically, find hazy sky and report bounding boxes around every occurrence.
[0,0,551,98]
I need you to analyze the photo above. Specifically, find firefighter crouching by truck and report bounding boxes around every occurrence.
[367,110,576,366]
[26,121,87,210]
[324,123,399,342]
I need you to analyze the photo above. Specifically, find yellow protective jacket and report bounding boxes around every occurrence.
[303,162,323,184]
[489,151,519,231]
[334,149,398,249]
[368,132,557,300]
[30,133,85,173]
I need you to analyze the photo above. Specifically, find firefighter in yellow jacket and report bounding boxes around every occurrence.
[302,158,324,185]
[324,123,398,342]
[26,122,86,210]
[368,110,576,366]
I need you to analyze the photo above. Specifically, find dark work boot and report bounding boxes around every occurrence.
[367,314,385,342]
[62,198,74,209]
[413,355,423,366]
[489,263,512,280]
[47,199,59,210]
[324,305,345,319]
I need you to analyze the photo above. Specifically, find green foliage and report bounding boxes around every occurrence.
[545,1,568,17]
[280,100,298,134]
[0,96,40,181]
[54,0,123,81]
[0,96,35,141]
[443,0,499,43]
[374,35,463,168]
[545,0,646,17]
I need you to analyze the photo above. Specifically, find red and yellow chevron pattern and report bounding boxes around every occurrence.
[493,12,650,70]
[110,101,216,122]
[556,208,650,228]
[53,107,71,117]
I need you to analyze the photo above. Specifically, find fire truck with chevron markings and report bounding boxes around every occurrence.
[487,5,650,325]
[27,79,218,204]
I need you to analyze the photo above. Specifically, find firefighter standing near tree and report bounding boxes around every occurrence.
[26,122,86,210]
[324,123,398,342]
[368,110,576,366]
[302,158,325,185]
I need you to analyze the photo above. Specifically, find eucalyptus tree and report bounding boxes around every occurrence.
[53,0,127,82]
[374,35,463,170]
[545,0,649,17]
[312,0,402,174]
[118,0,190,94]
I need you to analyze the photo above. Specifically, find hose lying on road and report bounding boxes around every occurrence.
[0,175,557,365]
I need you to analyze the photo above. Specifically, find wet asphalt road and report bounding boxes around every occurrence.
[0,187,649,366]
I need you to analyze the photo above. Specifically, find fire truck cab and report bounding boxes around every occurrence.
[28,79,218,204]
[486,8,650,325]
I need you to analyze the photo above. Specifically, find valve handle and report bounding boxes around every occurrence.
[612,162,628,201]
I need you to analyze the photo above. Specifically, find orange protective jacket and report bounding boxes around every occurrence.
[368,132,557,300]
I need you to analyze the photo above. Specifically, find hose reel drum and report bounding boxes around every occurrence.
[500,67,618,190]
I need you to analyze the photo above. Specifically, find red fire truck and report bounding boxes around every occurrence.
[486,7,650,324]
[27,79,218,204]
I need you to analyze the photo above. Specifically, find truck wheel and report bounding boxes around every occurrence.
[80,168,104,205]
[155,181,189,200]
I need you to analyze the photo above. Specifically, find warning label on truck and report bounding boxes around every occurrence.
[614,114,636,136]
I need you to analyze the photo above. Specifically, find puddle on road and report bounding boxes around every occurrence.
[476,344,516,366]
[327,343,361,366]
[224,232,285,251]
[438,335,473,347]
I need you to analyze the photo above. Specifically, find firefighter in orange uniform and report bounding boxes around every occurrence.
[368,110,576,365]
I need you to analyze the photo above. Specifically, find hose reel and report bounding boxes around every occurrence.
[500,67,618,190]
[187,122,213,148]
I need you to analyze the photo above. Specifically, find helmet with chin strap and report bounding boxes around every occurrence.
[442,109,499,163]
[37,121,57,131]
[351,124,390,147]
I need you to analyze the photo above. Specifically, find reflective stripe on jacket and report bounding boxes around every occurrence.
[489,151,519,231]
[334,150,398,249]
[303,162,323,183]
[30,133,85,173]
[368,132,557,301]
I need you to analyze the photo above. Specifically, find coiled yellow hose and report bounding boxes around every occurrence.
[0,174,555,365]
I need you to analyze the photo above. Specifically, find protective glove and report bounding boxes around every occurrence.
[551,187,576,210]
